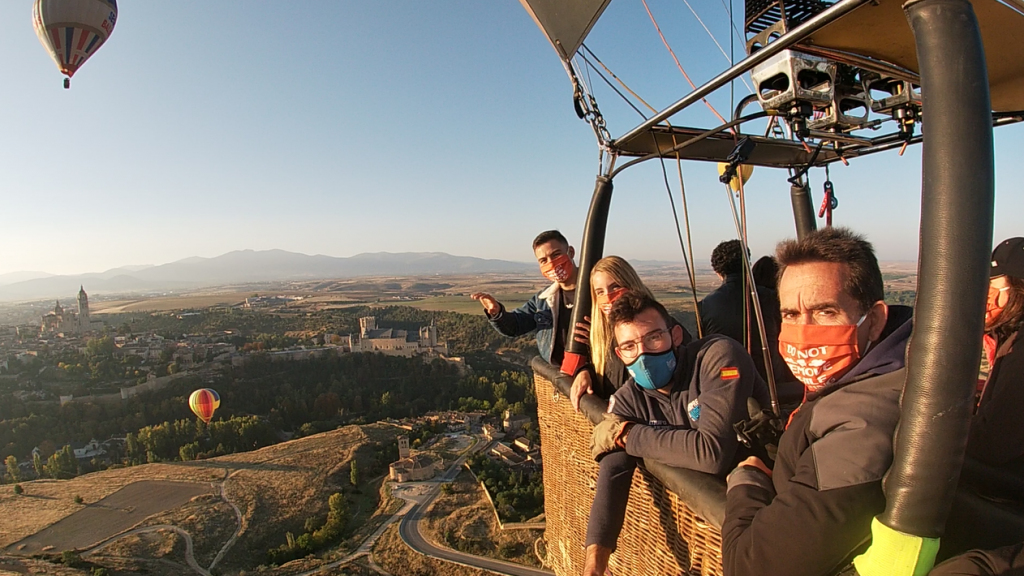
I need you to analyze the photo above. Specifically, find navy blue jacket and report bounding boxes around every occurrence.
[487,282,563,363]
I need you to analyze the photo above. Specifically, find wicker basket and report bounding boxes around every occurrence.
[535,371,725,576]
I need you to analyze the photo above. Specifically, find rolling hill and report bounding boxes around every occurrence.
[0,250,533,301]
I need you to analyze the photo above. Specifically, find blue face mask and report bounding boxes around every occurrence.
[626,349,677,390]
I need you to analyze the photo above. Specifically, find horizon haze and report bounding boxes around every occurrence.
[3,2,1020,277]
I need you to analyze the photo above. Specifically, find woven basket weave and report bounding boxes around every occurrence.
[535,371,725,576]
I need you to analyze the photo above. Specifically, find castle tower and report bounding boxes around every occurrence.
[359,317,376,338]
[77,286,90,331]
[419,325,437,347]
[398,435,410,459]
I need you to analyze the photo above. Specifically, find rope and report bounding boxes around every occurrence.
[653,134,702,338]
[674,153,704,337]
[581,44,659,115]
[678,0,754,94]
[579,54,649,120]
[721,181,781,416]
[640,0,730,126]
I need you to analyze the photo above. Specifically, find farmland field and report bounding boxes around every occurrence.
[5,481,214,554]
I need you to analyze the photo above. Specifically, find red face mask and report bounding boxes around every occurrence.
[540,254,573,283]
[778,317,865,393]
[985,285,1010,326]
[596,287,627,316]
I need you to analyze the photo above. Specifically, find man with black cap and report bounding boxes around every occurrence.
[930,241,1024,576]
[962,237,1024,498]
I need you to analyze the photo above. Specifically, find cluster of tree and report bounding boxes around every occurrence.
[103,304,535,356]
[886,289,917,306]
[1,353,535,472]
[266,492,349,566]
[468,454,544,523]
[126,416,277,465]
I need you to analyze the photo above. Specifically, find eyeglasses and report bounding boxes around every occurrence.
[616,328,669,359]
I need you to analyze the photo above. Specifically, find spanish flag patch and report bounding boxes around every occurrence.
[720,367,740,380]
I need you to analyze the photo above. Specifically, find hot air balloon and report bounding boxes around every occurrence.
[32,0,118,89]
[717,162,754,193]
[189,389,218,424]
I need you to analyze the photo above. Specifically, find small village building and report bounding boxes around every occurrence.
[513,437,534,453]
[72,439,106,460]
[491,442,525,466]
[389,454,437,482]
[503,411,531,433]
[483,424,505,441]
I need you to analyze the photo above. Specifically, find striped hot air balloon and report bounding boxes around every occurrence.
[189,388,218,424]
[32,0,118,89]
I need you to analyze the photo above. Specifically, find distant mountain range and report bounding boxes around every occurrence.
[0,250,534,301]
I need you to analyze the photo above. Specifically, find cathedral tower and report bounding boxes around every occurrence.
[77,286,90,331]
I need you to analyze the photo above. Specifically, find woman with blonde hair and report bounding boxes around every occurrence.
[569,256,657,411]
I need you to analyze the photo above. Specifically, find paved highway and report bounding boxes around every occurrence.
[396,440,553,576]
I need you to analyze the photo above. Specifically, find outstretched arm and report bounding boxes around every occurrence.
[473,293,542,337]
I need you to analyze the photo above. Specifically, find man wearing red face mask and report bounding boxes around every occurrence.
[722,227,914,576]
[472,230,578,364]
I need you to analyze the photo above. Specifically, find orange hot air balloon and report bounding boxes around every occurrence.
[189,388,218,424]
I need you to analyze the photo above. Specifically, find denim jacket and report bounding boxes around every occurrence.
[487,282,562,362]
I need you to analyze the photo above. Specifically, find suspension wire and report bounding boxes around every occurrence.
[722,181,780,416]
[673,151,703,337]
[653,134,701,338]
[737,161,750,353]
[717,0,749,52]
[578,52,650,120]
[678,0,754,94]
[581,44,659,115]
[729,0,735,112]
[640,0,729,126]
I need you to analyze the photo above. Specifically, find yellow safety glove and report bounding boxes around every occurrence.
[853,517,940,576]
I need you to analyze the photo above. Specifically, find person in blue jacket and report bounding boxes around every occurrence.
[471,230,578,364]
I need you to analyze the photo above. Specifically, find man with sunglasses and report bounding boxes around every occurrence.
[472,230,578,364]
[583,291,769,576]
[722,227,914,576]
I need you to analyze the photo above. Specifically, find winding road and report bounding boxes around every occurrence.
[395,440,553,576]
[85,524,210,576]
[78,434,551,576]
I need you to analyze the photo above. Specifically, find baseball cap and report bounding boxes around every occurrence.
[991,237,1024,279]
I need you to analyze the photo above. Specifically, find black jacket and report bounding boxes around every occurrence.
[963,326,1024,499]
[699,273,790,384]
[609,334,770,475]
[722,306,913,576]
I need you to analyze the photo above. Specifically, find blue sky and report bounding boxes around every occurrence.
[2,1,1021,276]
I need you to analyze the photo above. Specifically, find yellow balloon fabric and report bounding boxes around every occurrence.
[717,162,754,192]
